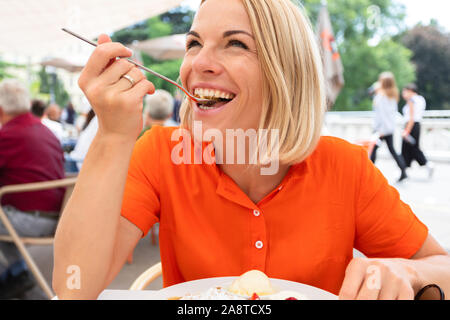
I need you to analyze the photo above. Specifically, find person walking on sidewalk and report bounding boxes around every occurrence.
[371,72,407,182]
[401,83,434,179]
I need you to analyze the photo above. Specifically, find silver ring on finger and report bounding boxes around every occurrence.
[121,74,135,87]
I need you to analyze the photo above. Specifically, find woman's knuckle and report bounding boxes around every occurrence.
[96,45,111,60]
[77,76,86,90]
[131,66,139,73]
[118,58,131,69]
[136,70,146,81]
[84,85,95,97]
[87,83,105,99]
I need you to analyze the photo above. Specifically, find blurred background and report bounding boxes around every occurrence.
[0,0,449,299]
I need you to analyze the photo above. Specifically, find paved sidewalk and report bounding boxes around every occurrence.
[374,158,450,252]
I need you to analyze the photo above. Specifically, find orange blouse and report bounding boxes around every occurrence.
[121,126,428,295]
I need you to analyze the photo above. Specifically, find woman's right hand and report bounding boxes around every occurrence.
[78,34,155,141]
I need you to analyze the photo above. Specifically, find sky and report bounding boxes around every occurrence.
[397,0,450,31]
[181,0,450,32]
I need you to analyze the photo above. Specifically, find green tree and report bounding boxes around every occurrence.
[111,15,186,95]
[0,60,11,80]
[109,21,149,44]
[146,58,183,95]
[302,0,415,110]
[303,0,406,42]
[0,57,23,81]
[38,67,69,107]
[160,6,196,34]
[111,16,172,45]
[402,24,450,110]
[336,38,415,110]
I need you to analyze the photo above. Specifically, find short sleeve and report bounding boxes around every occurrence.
[354,148,428,258]
[121,127,162,237]
[412,96,426,111]
[373,94,382,108]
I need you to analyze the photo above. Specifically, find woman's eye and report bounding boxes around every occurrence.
[227,40,248,50]
[186,40,201,50]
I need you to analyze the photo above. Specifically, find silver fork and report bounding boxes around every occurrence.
[62,28,214,106]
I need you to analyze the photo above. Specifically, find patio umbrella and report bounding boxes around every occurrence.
[40,57,84,73]
[0,0,185,57]
[130,34,187,61]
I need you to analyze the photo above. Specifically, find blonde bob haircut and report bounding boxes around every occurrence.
[378,71,400,102]
[179,0,326,165]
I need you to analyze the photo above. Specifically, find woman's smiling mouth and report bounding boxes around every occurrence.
[193,87,236,111]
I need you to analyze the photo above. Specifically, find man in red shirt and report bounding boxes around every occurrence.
[0,79,65,299]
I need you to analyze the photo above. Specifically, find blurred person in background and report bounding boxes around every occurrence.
[74,96,92,133]
[30,99,64,143]
[0,79,65,299]
[172,89,182,124]
[61,102,77,126]
[371,72,408,182]
[45,103,62,123]
[141,89,178,136]
[401,84,434,179]
[65,109,98,173]
[368,81,381,97]
[30,98,47,118]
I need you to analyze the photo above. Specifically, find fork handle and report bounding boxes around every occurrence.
[61,28,197,102]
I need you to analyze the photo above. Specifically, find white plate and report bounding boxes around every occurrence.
[157,277,337,300]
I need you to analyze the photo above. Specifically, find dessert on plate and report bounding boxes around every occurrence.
[170,270,308,300]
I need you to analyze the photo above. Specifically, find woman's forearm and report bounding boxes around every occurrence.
[409,254,450,299]
[404,101,415,134]
[53,134,136,299]
[395,254,450,299]
[405,119,415,135]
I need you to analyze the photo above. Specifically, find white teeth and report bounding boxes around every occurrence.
[198,104,217,110]
[194,88,236,100]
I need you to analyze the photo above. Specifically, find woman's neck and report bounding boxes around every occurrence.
[218,163,290,204]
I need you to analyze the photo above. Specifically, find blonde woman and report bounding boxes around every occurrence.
[53,0,450,300]
[371,72,407,182]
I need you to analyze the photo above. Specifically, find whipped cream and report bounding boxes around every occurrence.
[180,287,243,300]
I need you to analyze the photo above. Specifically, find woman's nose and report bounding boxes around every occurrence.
[191,46,223,76]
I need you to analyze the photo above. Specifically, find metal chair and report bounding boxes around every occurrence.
[0,177,77,299]
[129,262,162,290]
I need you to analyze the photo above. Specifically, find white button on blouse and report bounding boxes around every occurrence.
[255,241,264,249]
